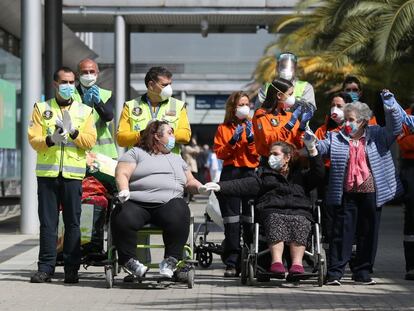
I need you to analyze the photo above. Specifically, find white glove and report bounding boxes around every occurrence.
[118,189,130,203]
[50,127,68,144]
[303,130,318,156]
[63,110,76,135]
[198,182,221,195]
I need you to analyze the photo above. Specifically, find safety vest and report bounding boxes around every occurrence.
[35,98,93,180]
[73,87,118,159]
[125,96,185,154]
[294,80,307,99]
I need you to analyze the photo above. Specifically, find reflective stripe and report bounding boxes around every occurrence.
[36,164,60,171]
[96,137,114,145]
[62,165,86,174]
[240,215,253,224]
[169,97,176,114]
[223,215,240,224]
[64,141,77,148]
[404,235,414,242]
[133,97,142,108]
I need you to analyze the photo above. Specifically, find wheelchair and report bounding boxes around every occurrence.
[104,200,197,289]
[240,200,327,287]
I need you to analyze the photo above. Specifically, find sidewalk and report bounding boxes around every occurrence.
[0,198,413,311]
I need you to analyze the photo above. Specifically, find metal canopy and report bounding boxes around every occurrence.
[62,1,304,33]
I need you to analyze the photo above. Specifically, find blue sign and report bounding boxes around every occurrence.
[195,95,228,110]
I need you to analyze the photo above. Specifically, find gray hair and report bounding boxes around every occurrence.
[343,101,372,122]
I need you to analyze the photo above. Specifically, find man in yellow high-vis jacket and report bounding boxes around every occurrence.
[28,67,97,284]
[73,58,118,159]
[116,66,191,154]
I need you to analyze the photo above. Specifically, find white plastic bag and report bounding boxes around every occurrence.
[205,192,224,230]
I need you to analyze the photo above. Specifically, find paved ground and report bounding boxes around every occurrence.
[0,197,413,311]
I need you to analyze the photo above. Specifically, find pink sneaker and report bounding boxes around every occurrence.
[270,262,286,274]
[288,264,305,275]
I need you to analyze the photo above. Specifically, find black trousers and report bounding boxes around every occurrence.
[327,192,381,280]
[37,175,82,274]
[111,198,190,265]
[401,163,414,272]
[217,165,255,268]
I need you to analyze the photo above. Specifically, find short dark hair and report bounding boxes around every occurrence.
[53,66,75,82]
[137,120,172,153]
[342,75,362,91]
[262,78,293,109]
[144,66,173,87]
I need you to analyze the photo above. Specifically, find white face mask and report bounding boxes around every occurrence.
[330,106,344,124]
[79,74,97,88]
[235,105,250,120]
[279,69,294,81]
[268,154,284,171]
[283,95,296,108]
[160,84,173,101]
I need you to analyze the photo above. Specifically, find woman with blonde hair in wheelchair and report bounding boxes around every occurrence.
[199,138,324,278]
[112,120,203,279]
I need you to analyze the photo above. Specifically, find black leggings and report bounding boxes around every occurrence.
[111,198,190,265]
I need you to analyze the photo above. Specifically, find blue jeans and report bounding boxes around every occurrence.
[37,175,82,274]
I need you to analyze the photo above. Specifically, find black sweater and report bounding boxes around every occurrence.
[218,154,325,220]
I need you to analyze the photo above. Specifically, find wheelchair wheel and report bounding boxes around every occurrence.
[105,265,114,289]
[197,249,213,268]
[220,240,226,264]
[187,268,195,289]
[318,248,327,287]
[240,246,248,285]
[247,257,255,286]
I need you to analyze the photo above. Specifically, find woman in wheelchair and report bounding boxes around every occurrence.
[200,139,324,278]
[112,120,203,279]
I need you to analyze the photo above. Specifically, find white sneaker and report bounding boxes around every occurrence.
[159,257,178,278]
[124,258,149,277]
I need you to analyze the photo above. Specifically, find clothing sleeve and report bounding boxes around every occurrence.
[174,108,191,144]
[213,125,237,160]
[181,158,189,171]
[379,105,402,148]
[397,105,414,129]
[316,133,331,157]
[218,176,261,197]
[116,104,140,147]
[303,153,325,191]
[27,104,49,152]
[94,94,114,122]
[119,147,140,163]
[397,124,414,152]
[73,111,97,150]
[301,82,316,108]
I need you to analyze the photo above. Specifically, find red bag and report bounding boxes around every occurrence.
[82,176,109,209]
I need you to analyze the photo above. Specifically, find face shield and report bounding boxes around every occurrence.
[277,53,297,81]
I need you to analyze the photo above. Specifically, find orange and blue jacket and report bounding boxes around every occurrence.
[214,121,259,168]
[252,108,304,157]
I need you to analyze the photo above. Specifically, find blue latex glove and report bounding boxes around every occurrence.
[230,124,244,144]
[299,106,315,131]
[286,105,302,129]
[381,90,396,109]
[91,85,101,105]
[83,88,93,105]
[245,120,254,143]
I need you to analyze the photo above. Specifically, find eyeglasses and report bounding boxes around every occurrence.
[345,88,359,92]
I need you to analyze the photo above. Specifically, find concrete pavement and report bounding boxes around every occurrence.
[0,197,413,311]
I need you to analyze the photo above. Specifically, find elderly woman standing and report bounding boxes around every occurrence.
[112,120,203,279]
[314,92,403,285]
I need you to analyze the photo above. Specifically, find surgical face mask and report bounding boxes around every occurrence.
[343,121,359,137]
[159,84,173,101]
[235,105,250,120]
[79,74,97,87]
[283,95,296,108]
[279,69,294,81]
[58,84,75,100]
[330,106,344,124]
[268,154,284,171]
[164,136,175,151]
[347,91,360,102]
